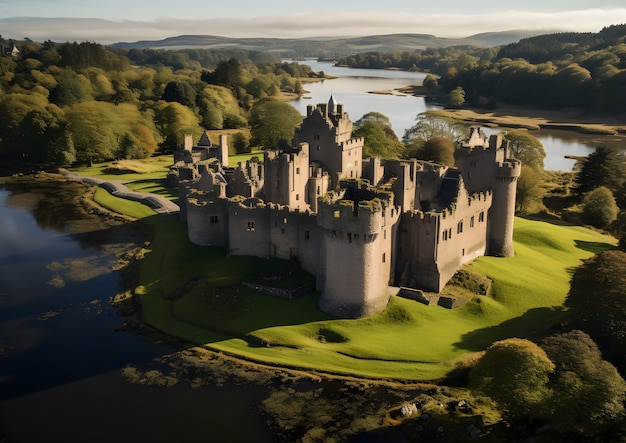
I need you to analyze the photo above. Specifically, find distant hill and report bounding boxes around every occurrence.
[111,31,550,57]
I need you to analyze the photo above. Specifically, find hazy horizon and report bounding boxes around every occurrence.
[1,1,626,44]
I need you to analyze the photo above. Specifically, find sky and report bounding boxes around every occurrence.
[1,0,626,44]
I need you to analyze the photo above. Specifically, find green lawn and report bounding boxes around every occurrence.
[75,159,617,381]
[135,214,616,381]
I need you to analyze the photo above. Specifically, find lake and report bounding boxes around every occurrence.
[0,180,273,443]
[290,59,622,171]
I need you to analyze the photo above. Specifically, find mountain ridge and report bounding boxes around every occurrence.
[111,31,553,57]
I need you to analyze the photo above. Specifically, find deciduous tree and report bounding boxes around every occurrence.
[503,129,546,170]
[352,112,405,159]
[249,99,303,150]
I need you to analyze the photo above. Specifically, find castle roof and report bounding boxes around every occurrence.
[328,94,338,113]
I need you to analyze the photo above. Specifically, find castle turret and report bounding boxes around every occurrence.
[489,159,521,256]
[316,183,399,318]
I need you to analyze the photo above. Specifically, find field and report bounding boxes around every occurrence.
[79,158,617,381]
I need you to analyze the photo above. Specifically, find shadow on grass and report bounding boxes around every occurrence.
[574,239,616,254]
[128,178,178,197]
[452,306,570,353]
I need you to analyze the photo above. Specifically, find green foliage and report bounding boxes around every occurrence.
[516,165,545,214]
[412,136,455,166]
[574,146,626,197]
[403,112,470,152]
[566,249,626,373]
[352,112,405,158]
[423,74,438,91]
[162,79,197,108]
[503,130,545,171]
[581,186,619,228]
[541,330,626,436]
[469,338,554,419]
[446,86,465,108]
[249,99,303,150]
[231,132,251,154]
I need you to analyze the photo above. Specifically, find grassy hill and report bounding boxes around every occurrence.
[112,31,549,57]
[78,158,615,381]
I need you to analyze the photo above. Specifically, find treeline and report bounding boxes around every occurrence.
[337,24,626,113]
[0,38,318,165]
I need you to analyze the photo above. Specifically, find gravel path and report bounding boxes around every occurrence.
[60,169,180,216]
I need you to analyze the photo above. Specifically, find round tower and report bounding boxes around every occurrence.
[316,187,397,318]
[488,159,521,256]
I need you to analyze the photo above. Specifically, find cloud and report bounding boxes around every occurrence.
[2,9,626,44]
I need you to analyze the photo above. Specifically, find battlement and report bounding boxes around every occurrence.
[341,137,364,149]
[495,159,522,177]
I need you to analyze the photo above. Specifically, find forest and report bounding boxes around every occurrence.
[337,24,626,113]
[0,39,316,165]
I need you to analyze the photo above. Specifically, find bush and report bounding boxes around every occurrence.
[581,186,618,228]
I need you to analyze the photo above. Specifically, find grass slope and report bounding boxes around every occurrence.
[134,214,616,381]
[75,161,616,380]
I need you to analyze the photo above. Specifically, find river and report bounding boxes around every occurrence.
[290,59,622,171]
[0,179,273,443]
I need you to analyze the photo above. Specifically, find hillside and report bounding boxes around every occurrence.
[111,31,549,57]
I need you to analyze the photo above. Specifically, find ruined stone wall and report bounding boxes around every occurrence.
[227,198,272,258]
[361,157,385,187]
[227,158,264,198]
[186,195,229,247]
[263,145,309,211]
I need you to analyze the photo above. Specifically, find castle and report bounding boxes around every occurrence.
[168,96,521,318]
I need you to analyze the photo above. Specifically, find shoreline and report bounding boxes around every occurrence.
[397,84,626,136]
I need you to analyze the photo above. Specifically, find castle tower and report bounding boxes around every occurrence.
[316,183,400,318]
[293,95,363,188]
[456,127,521,257]
[489,159,521,256]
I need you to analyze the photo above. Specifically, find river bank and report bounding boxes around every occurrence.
[398,84,626,136]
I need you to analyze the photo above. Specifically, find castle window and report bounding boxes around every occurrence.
[479,211,485,223]
[449,228,452,239]
[296,167,300,175]
[442,230,448,241]
[296,194,300,201]
[317,186,321,195]
[348,233,352,243]
[457,221,463,234]
[382,253,386,263]
[210,215,219,224]
[334,211,340,218]
[316,146,320,151]
[384,229,387,240]
[314,133,320,140]
[304,230,310,240]
[470,216,475,228]
[246,221,255,231]
[283,217,288,224]
[281,228,285,234]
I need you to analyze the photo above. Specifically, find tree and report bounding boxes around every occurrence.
[249,99,303,150]
[581,186,618,229]
[541,330,626,436]
[352,112,405,159]
[153,101,202,153]
[503,130,546,170]
[469,338,554,419]
[516,165,544,213]
[574,146,626,197]
[446,86,465,108]
[162,79,197,109]
[18,104,76,165]
[410,136,455,166]
[566,250,626,373]
[402,111,469,158]
[66,101,119,165]
[423,74,438,91]
[231,132,251,154]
